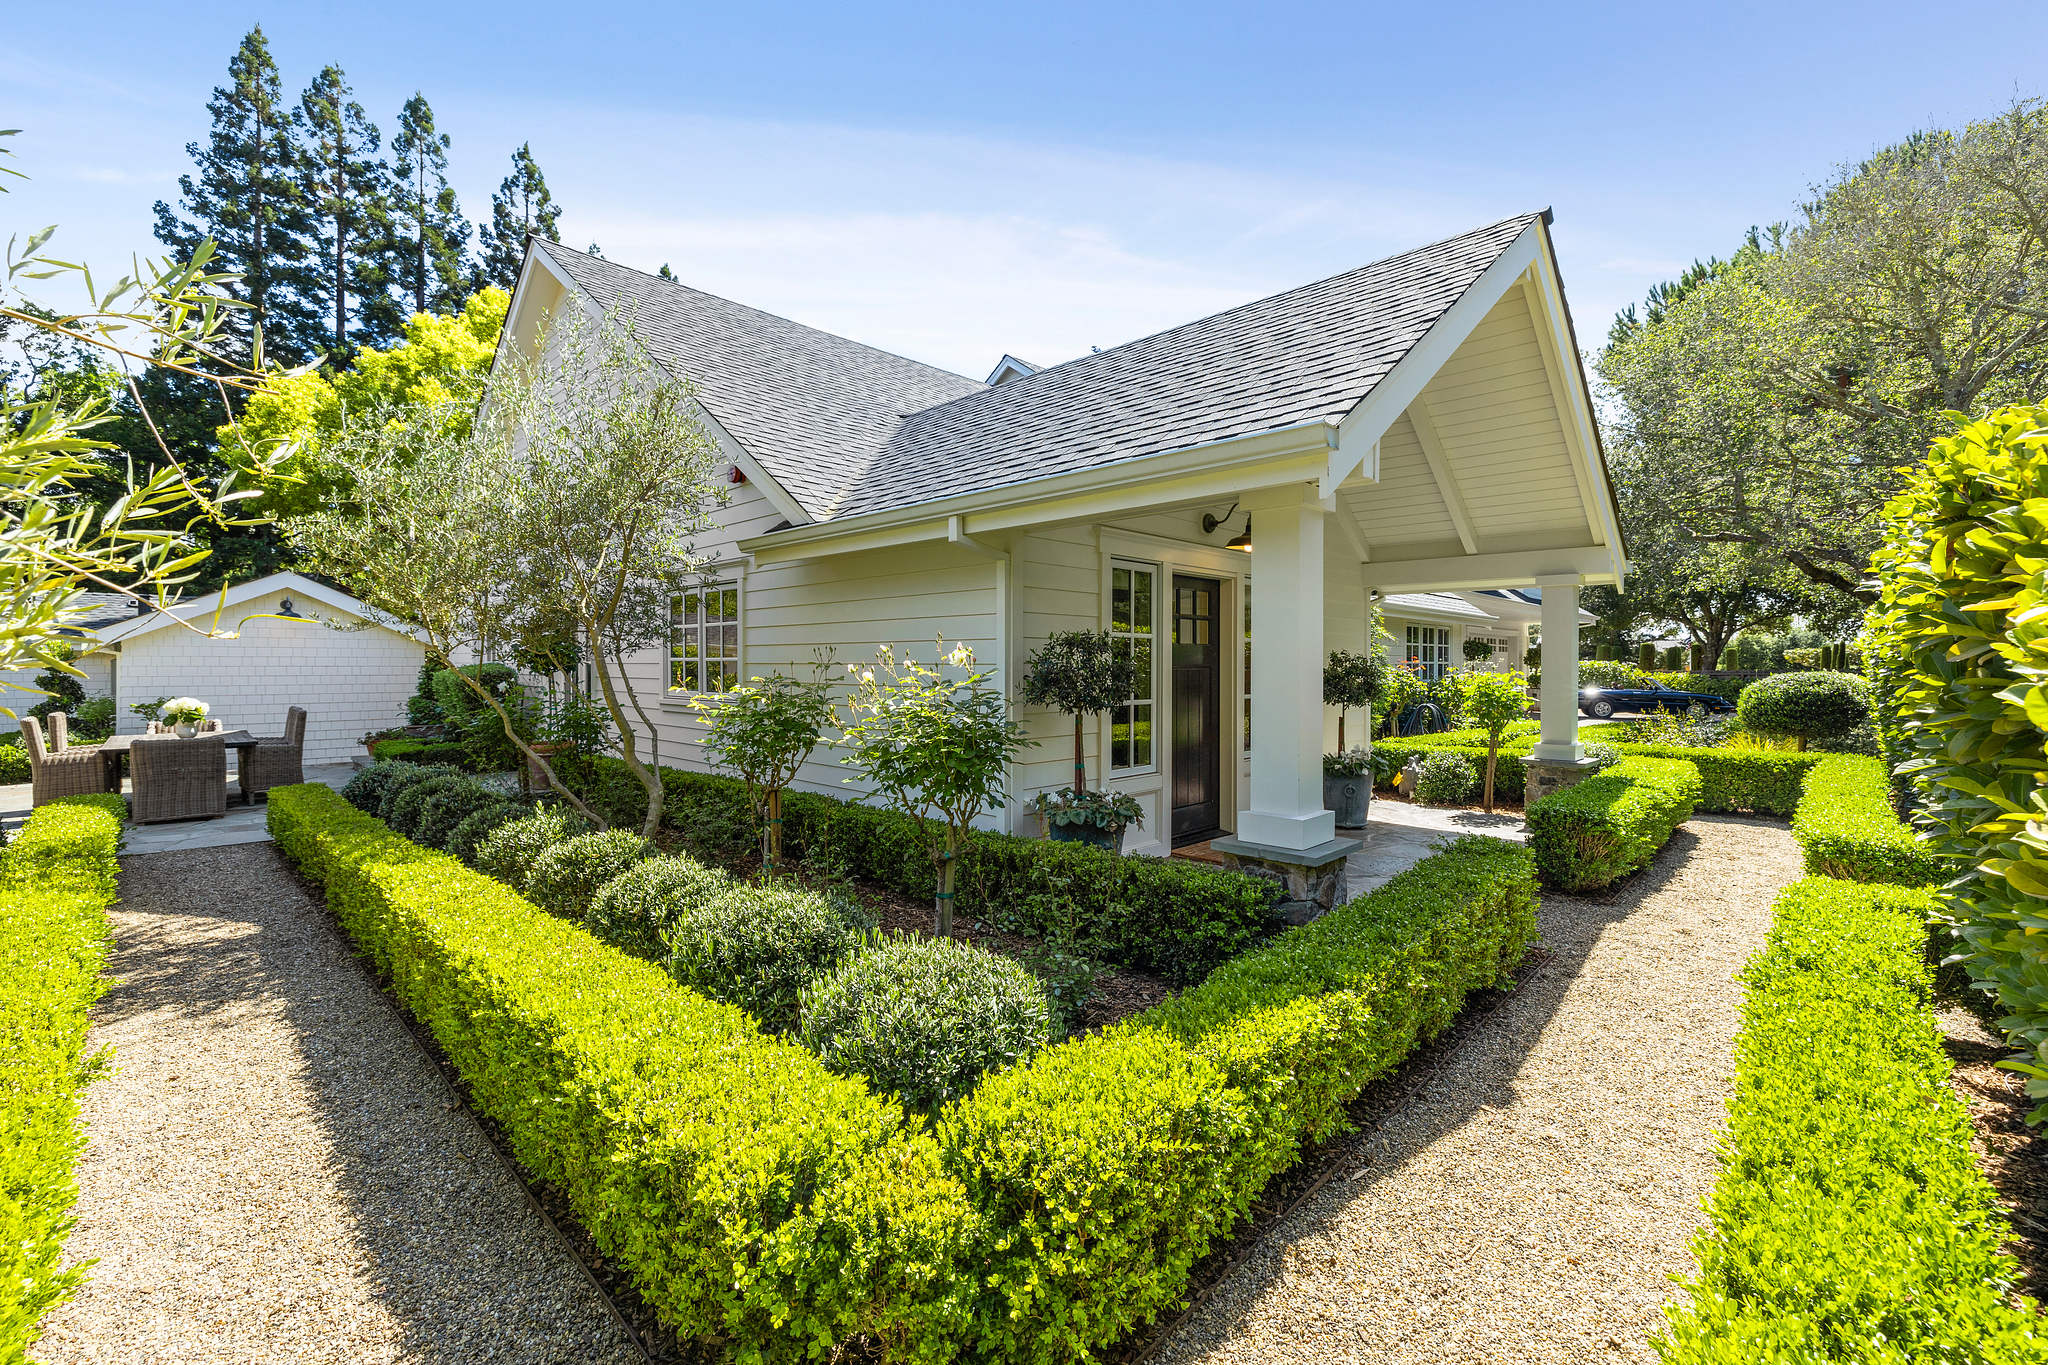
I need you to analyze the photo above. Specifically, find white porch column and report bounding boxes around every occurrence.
[1238,485,1336,851]
[1532,577,1583,762]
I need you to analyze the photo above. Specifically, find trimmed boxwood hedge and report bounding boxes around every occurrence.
[274,783,1541,1362]
[367,735,475,768]
[1659,878,2046,1360]
[0,793,125,1362]
[1377,734,1815,816]
[563,758,1278,985]
[266,783,968,1361]
[1791,754,1944,888]
[1526,756,1701,891]
[940,835,1540,1363]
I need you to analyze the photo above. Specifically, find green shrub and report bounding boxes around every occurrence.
[368,736,475,768]
[525,829,656,919]
[1867,404,2048,1122]
[341,759,428,814]
[263,783,968,1358]
[802,936,1050,1111]
[939,1027,1251,1364]
[471,803,589,893]
[1791,754,1944,888]
[429,663,528,772]
[1527,756,1701,891]
[385,773,473,840]
[413,781,506,851]
[563,758,1279,986]
[1735,670,1871,752]
[0,794,124,1361]
[445,799,523,866]
[0,737,30,785]
[663,882,856,1031]
[372,761,463,822]
[1413,750,1477,805]
[1659,877,2043,1360]
[584,854,733,960]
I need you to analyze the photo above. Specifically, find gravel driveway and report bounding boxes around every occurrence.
[1153,815,1799,1365]
[34,842,641,1365]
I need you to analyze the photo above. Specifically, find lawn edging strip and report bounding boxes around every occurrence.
[1525,756,1701,891]
[1790,753,1944,887]
[1658,876,2048,1360]
[0,792,126,1361]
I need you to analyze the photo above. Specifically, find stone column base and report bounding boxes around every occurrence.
[1209,833,1364,926]
[1525,756,1607,805]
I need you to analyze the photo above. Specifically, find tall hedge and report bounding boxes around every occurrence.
[0,793,125,1361]
[1866,403,2048,1121]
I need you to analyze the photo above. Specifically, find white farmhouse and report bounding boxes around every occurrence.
[501,211,1626,871]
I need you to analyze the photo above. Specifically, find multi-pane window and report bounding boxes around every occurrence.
[1108,564,1155,770]
[1242,583,1252,752]
[1405,624,1452,682]
[670,578,741,693]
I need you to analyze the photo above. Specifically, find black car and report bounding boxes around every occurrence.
[1579,681,1735,720]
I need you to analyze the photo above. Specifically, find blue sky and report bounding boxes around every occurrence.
[5,1,2040,378]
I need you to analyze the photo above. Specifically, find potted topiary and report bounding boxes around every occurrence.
[1019,630,1140,849]
[1321,749,1373,828]
[1322,649,1385,826]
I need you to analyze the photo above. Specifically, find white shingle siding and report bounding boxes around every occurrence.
[111,607,424,764]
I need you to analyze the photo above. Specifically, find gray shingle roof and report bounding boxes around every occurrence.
[537,212,1543,524]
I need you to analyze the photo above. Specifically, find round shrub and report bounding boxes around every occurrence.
[341,760,429,815]
[386,774,472,839]
[1736,670,1872,751]
[526,829,657,919]
[585,854,733,959]
[414,781,505,850]
[1413,750,1478,806]
[799,935,1052,1112]
[472,803,589,893]
[666,884,858,1032]
[446,799,524,867]
[373,762,463,821]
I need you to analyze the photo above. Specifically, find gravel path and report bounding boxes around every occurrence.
[1154,815,1800,1365]
[34,842,641,1365]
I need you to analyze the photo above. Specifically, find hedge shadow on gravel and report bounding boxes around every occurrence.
[1141,821,1714,1358]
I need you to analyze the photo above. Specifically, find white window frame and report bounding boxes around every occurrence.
[669,574,743,694]
[1405,623,1452,682]
[1107,559,1159,775]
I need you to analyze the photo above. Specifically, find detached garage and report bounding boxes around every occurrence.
[88,572,427,766]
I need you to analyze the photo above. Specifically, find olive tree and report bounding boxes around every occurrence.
[1019,629,1135,795]
[692,668,836,875]
[840,641,1029,934]
[0,132,297,708]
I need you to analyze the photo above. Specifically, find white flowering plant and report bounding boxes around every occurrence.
[161,697,209,726]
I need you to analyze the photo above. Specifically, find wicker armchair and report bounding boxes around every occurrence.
[130,733,227,824]
[21,717,113,807]
[240,706,306,801]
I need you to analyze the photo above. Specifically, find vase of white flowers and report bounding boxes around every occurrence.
[162,697,209,738]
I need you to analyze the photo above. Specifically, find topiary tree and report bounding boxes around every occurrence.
[1322,649,1385,752]
[1019,631,1137,796]
[1449,670,1529,812]
[663,882,856,1031]
[586,854,733,960]
[840,641,1030,934]
[526,828,656,919]
[1735,670,1871,751]
[691,670,835,876]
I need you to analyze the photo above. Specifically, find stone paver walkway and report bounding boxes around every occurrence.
[36,842,640,1365]
[1155,815,1800,1365]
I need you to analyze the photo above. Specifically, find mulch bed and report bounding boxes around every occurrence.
[1942,1009,2048,1297]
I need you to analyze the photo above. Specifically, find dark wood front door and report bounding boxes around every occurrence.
[1171,575,1223,843]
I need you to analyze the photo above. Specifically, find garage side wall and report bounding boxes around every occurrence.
[115,610,425,764]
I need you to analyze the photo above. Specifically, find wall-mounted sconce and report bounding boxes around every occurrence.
[1201,502,1253,552]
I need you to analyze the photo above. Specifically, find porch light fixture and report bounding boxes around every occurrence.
[1201,502,1254,551]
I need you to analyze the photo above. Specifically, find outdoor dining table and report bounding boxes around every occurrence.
[96,730,262,805]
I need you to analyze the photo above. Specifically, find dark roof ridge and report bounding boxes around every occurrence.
[899,210,1547,420]
[533,239,979,387]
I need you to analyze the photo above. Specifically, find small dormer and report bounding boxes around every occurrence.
[986,354,1040,386]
